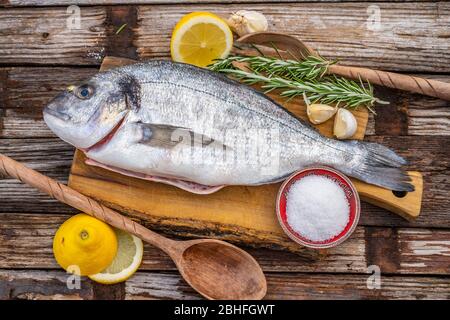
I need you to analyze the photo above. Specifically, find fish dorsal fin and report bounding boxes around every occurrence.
[137,122,225,149]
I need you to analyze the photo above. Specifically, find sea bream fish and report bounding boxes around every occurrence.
[43,60,413,194]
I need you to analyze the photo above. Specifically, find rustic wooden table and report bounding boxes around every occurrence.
[0,1,449,300]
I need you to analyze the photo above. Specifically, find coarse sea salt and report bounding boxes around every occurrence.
[286,175,350,242]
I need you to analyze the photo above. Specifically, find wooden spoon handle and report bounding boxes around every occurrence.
[0,153,177,253]
[329,64,450,101]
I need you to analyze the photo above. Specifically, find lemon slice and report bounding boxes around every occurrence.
[88,229,143,284]
[171,12,233,67]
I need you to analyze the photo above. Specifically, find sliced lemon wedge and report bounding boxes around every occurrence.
[171,12,233,67]
[88,229,143,284]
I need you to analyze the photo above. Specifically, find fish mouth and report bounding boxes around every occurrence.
[82,115,126,153]
[43,92,73,121]
[43,106,71,122]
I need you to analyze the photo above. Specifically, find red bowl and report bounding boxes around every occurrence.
[276,166,360,249]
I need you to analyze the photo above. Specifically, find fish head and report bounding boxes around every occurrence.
[43,74,130,149]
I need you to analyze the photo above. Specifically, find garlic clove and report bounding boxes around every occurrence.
[307,103,337,124]
[333,108,358,139]
[227,10,268,37]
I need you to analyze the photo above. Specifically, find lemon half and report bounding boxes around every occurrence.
[88,229,143,284]
[171,12,233,67]
[53,214,118,276]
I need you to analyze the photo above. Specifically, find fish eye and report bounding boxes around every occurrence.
[75,84,94,100]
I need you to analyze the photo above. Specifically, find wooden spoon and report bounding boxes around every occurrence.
[0,153,267,300]
[236,32,450,101]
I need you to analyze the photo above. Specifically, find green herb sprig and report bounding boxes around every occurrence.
[209,55,387,113]
[210,55,335,81]
[115,23,127,35]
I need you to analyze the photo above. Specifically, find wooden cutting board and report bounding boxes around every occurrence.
[68,56,422,257]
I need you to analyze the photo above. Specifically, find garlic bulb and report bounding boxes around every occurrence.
[227,10,268,37]
[334,108,358,139]
[307,104,337,124]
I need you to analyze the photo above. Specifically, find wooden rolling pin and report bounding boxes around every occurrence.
[328,65,450,101]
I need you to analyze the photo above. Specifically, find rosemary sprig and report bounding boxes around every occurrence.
[210,55,335,81]
[213,67,381,113]
[209,55,386,113]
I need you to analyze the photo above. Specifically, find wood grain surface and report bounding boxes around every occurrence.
[0,1,449,300]
[1,270,449,300]
[0,3,448,72]
[2,0,435,6]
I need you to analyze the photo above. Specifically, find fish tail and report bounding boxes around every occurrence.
[344,141,414,192]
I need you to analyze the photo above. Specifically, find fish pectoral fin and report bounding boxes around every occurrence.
[137,122,185,148]
[136,122,228,149]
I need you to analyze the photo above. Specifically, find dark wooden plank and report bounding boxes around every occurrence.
[263,273,450,300]
[2,269,447,300]
[366,135,449,172]
[374,75,450,136]
[125,271,450,300]
[105,6,138,59]
[374,87,409,136]
[0,269,95,300]
[365,227,450,275]
[358,135,450,228]
[397,228,450,274]
[407,95,450,136]
[365,227,401,273]
[0,67,92,142]
[0,214,65,270]
[0,69,6,134]
[0,7,107,65]
[136,2,450,72]
[0,4,449,71]
[0,269,125,300]
[2,0,436,7]
[0,67,97,138]
[0,181,76,214]
[2,67,96,112]
[1,213,448,275]
[0,138,73,171]
[1,116,56,138]
[0,138,76,213]
[125,271,201,300]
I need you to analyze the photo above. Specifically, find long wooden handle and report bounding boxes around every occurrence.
[0,153,177,254]
[351,171,423,221]
[329,65,450,101]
